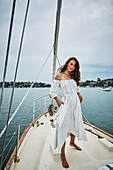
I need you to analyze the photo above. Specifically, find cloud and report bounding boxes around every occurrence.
[0,0,113,82]
[83,63,113,69]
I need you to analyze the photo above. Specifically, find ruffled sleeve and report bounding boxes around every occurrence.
[50,80,60,99]
[77,86,80,93]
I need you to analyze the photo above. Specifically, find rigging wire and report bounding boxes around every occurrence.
[0,0,16,117]
[0,99,33,158]
[2,138,17,166]
[0,0,31,168]
[0,48,52,167]
[0,48,52,139]
[56,55,61,67]
[0,130,16,158]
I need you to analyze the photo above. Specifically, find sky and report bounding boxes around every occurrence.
[0,0,113,83]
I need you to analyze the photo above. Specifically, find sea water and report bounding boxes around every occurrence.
[0,87,113,168]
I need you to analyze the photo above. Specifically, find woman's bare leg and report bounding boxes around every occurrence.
[61,142,69,168]
[70,133,82,151]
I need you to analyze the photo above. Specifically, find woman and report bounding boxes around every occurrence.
[50,57,87,168]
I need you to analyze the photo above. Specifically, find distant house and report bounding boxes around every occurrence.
[89,81,95,85]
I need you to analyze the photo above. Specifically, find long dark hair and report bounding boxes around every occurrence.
[58,57,80,85]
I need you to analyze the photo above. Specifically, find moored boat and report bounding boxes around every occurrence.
[103,87,112,91]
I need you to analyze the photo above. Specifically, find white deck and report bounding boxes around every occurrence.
[9,113,113,170]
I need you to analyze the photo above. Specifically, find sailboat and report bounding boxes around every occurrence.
[102,81,112,92]
[0,0,113,170]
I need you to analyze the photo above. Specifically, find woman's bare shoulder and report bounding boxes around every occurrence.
[55,73,63,80]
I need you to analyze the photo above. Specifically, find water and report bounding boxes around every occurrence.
[81,87,113,134]
[0,87,113,169]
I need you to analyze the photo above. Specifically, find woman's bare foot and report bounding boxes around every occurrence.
[70,142,82,151]
[61,153,69,168]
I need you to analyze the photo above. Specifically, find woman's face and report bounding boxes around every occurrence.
[67,59,76,72]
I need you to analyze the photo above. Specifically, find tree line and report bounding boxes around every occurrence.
[80,78,113,87]
[0,78,113,88]
[0,81,51,88]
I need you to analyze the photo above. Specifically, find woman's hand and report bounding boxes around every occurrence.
[54,96,64,107]
[57,100,64,107]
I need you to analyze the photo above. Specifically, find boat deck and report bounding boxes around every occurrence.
[8,113,113,170]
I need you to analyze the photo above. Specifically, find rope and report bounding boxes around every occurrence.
[0,0,16,117]
[82,111,102,137]
[87,114,113,120]
[98,123,113,130]
[0,0,31,168]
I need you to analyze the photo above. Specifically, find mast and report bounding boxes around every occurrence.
[52,0,62,80]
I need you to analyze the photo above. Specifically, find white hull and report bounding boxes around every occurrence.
[103,87,112,91]
[6,112,113,170]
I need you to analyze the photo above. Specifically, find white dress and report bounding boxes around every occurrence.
[50,79,87,153]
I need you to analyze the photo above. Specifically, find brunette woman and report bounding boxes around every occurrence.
[50,57,87,168]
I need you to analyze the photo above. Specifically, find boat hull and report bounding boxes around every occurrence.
[5,112,113,170]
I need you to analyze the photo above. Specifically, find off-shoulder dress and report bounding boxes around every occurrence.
[50,79,87,153]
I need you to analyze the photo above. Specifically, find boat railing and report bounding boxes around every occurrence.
[33,94,50,125]
[32,93,63,125]
[0,93,61,169]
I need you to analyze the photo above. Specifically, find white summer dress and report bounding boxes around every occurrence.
[50,79,87,153]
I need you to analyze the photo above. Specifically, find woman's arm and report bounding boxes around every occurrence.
[50,73,64,107]
[77,92,83,103]
[54,73,64,107]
